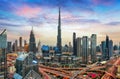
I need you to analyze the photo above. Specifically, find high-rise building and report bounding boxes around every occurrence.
[19,37,22,51]
[63,44,68,52]
[15,40,18,52]
[57,7,62,54]
[109,40,113,58]
[68,42,72,53]
[101,41,106,60]
[105,35,109,60]
[76,37,82,57]
[7,41,12,53]
[91,34,97,63]
[73,32,77,56]
[0,29,7,79]
[37,40,42,56]
[29,27,36,53]
[82,36,89,64]
[12,43,15,52]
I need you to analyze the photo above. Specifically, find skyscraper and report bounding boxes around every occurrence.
[15,40,18,52]
[101,41,106,60]
[7,42,12,53]
[109,40,113,58]
[0,29,7,78]
[29,27,36,53]
[91,34,97,63]
[101,36,113,60]
[105,35,109,60]
[73,32,77,56]
[37,40,42,56]
[57,7,62,54]
[68,42,72,53]
[19,37,22,51]
[82,36,89,64]
[76,37,82,57]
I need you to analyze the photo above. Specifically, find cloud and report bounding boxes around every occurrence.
[92,0,117,6]
[63,18,101,24]
[0,22,21,27]
[15,5,42,18]
[105,21,120,26]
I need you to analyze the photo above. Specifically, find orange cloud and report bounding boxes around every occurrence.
[15,5,41,18]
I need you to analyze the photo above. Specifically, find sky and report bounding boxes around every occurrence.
[0,0,120,46]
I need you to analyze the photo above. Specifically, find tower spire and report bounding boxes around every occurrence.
[58,7,61,27]
[57,7,62,54]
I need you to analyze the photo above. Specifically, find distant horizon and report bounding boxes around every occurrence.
[0,28,119,46]
[0,0,120,46]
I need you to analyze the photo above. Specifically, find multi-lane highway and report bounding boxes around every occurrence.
[102,57,120,79]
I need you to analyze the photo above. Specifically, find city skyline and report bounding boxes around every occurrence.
[0,0,120,45]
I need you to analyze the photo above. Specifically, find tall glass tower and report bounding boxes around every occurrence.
[82,36,89,64]
[57,7,62,54]
[105,35,109,60]
[29,27,36,53]
[91,34,97,63]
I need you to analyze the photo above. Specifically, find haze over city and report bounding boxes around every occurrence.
[0,0,120,45]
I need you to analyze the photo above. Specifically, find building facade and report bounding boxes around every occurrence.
[29,28,36,53]
[76,37,82,57]
[19,37,22,51]
[73,32,77,56]
[91,34,97,63]
[82,36,89,64]
[57,7,62,54]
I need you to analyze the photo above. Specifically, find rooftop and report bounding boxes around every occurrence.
[16,52,28,61]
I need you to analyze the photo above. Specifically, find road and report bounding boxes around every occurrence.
[101,57,120,79]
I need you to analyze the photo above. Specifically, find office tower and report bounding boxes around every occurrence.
[82,36,89,64]
[73,32,77,56]
[41,45,49,57]
[16,53,29,77]
[0,29,7,79]
[37,40,42,56]
[19,37,22,51]
[105,35,109,60]
[109,40,113,58]
[15,40,18,52]
[63,44,68,52]
[7,41,12,53]
[101,41,106,60]
[29,27,36,53]
[91,34,97,63]
[12,43,15,52]
[76,37,82,57]
[57,7,62,54]
[113,45,118,51]
[68,42,72,52]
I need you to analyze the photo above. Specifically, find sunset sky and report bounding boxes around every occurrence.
[0,0,120,46]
